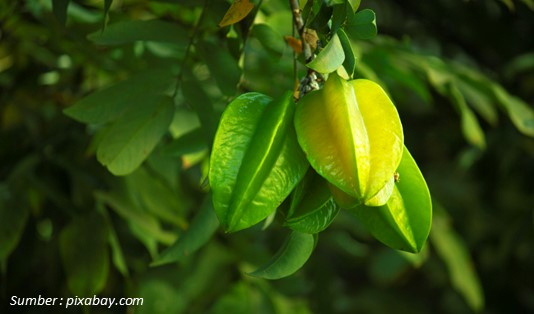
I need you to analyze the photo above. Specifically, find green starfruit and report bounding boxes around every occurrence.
[209,92,309,232]
[349,146,432,253]
[294,73,403,207]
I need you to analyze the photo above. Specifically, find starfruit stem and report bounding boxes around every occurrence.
[289,0,324,100]
[298,70,324,99]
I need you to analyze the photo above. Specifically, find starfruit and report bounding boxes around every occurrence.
[294,73,403,207]
[349,146,432,253]
[281,169,340,234]
[209,92,309,232]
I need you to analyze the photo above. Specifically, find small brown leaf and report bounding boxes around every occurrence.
[284,36,302,54]
[303,28,318,50]
[219,0,255,27]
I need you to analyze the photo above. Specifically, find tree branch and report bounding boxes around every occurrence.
[289,0,312,62]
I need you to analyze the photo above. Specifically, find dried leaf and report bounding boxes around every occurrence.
[284,36,302,54]
[219,0,255,27]
[303,28,318,50]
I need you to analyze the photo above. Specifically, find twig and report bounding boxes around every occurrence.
[289,0,322,99]
[172,0,210,98]
[289,0,312,62]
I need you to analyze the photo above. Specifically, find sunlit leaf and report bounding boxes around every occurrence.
[248,231,316,279]
[349,147,432,253]
[152,197,219,266]
[88,20,188,45]
[431,207,484,312]
[97,95,174,176]
[219,0,255,27]
[59,212,109,296]
[307,33,345,74]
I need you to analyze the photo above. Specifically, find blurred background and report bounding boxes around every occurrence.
[1,0,533,313]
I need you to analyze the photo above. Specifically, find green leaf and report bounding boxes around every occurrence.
[369,248,427,285]
[95,191,177,245]
[97,95,174,176]
[161,128,207,157]
[345,9,377,40]
[102,0,113,30]
[0,193,29,261]
[309,2,333,32]
[59,212,109,296]
[505,52,534,77]
[307,33,345,74]
[331,3,347,34]
[248,231,316,279]
[492,84,534,137]
[87,19,188,45]
[337,28,356,78]
[251,23,285,59]
[124,166,189,227]
[197,41,241,96]
[284,170,340,234]
[454,78,498,126]
[295,74,404,206]
[448,84,486,149]
[325,0,345,5]
[181,79,217,145]
[349,146,432,253]
[100,207,129,277]
[52,0,70,26]
[210,92,309,232]
[431,208,484,312]
[104,0,113,15]
[211,282,265,314]
[152,197,220,266]
[63,69,174,124]
[348,0,361,12]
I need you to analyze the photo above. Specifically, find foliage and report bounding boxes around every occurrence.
[1,0,533,313]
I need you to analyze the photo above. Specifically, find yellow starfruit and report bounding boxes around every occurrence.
[294,73,403,206]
